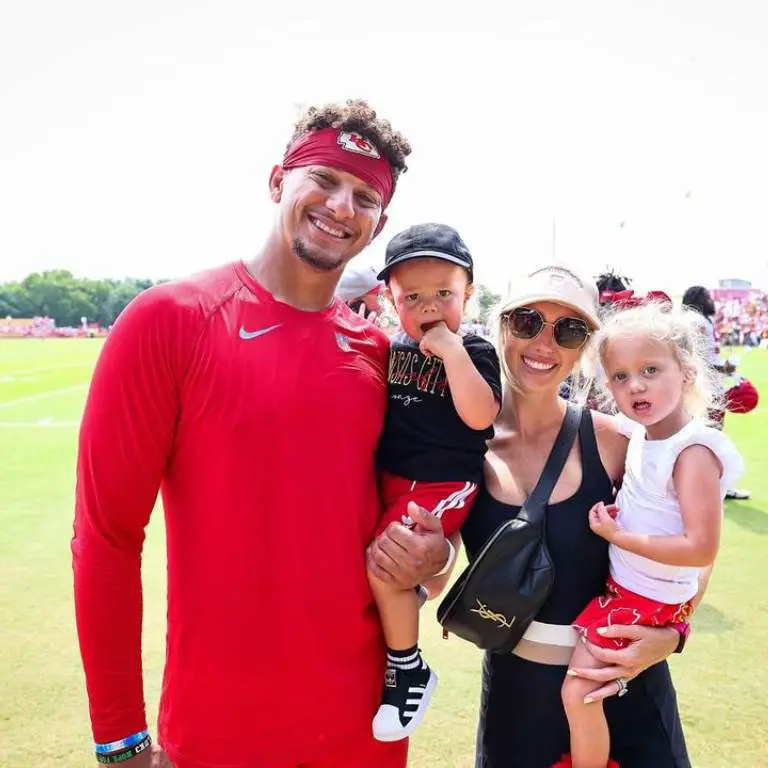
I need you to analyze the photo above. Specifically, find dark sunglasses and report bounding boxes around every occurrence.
[504,307,591,350]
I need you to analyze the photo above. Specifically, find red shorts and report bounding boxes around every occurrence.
[573,577,693,650]
[375,472,478,538]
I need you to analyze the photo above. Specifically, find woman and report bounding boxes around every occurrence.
[462,266,692,767]
[682,285,749,501]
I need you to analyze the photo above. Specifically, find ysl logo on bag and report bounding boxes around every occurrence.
[470,599,516,629]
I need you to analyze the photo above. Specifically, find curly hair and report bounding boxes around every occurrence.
[595,301,723,422]
[288,98,411,182]
[682,285,714,317]
[595,269,631,296]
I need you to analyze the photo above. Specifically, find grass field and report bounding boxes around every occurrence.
[1,338,767,767]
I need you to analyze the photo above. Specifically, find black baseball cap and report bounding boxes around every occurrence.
[376,223,474,282]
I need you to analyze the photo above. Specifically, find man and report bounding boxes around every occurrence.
[72,99,452,768]
[595,269,631,305]
[682,285,750,500]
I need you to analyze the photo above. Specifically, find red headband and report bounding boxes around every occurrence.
[600,289,672,308]
[282,128,395,209]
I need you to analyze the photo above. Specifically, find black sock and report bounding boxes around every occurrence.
[386,645,422,672]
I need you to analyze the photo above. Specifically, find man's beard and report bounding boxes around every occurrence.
[292,238,346,273]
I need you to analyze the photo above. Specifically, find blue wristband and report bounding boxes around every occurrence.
[95,730,150,755]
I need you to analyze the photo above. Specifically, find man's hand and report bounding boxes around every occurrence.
[366,502,450,590]
[588,502,621,542]
[100,745,175,767]
[418,322,462,360]
[567,624,679,702]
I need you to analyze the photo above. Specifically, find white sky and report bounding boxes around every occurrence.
[1,0,767,294]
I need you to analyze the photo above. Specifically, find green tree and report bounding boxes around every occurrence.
[0,271,163,326]
[20,271,97,327]
[103,280,149,325]
[0,282,34,318]
[475,283,502,324]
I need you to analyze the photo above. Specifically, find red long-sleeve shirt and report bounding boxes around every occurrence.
[72,261,390,768]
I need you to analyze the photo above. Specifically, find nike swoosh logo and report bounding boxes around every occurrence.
[239,323,282,340]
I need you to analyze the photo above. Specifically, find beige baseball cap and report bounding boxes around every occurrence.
[499,266,601,329]
[336,264,384,302]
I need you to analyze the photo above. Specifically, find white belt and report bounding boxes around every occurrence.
[522,620,578,647]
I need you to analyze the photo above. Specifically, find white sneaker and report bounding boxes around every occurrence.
[372,660,438,742]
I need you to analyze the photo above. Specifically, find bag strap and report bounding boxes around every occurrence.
[518,403,583,525]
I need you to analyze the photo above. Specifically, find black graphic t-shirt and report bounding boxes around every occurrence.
[377,331,503,483]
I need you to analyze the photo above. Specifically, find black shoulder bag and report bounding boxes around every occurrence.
[436,403,583,654]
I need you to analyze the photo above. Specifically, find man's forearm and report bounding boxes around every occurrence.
[73,520,147,743]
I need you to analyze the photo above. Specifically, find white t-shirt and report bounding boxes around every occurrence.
[610,415,744,604]
[690,311,719,366]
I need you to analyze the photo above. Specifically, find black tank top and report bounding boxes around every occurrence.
[462,408,613,624]
[460,409,691,768]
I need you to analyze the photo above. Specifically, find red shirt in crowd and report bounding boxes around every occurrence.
[72,261,390,767]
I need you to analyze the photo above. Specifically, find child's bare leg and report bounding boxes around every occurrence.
[561,640,611,768]
[367,564,437,741]
[367,568,419,650]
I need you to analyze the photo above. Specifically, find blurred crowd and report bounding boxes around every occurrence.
[335,264,768,352]
[714,295,768,348]
[0,315,104,338]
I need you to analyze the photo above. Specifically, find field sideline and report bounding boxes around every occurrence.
[1,338,767,767]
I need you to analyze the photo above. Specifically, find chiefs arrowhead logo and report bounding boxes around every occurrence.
[337,131,381,159]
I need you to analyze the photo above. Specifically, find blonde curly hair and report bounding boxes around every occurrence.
[595,301,723,420]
